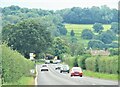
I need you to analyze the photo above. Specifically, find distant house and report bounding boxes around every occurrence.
[90,50,110,56]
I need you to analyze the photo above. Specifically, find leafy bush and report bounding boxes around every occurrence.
[85,57,97,72]
[2,45,34,83]
[78,54,91,69]
[61,54,76,68]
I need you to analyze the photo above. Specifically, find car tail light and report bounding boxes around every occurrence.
[79,72,82,74]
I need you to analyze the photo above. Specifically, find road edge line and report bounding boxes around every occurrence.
[35,65,38,85]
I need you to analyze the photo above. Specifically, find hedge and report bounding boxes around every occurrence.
[61,54,76,68]
[2,45,34,83]
[85,57,98,72]
[85,56,118,74]
[98,56,118,74]
[78,54,91,69]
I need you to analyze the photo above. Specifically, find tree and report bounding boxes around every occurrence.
[110,22,118,34]
[57,23,67,35]
[53,37,69,56]
[2,24,14,42]
[4,18,52,58]
[71,37,77,43]
[108,42,118,48]
[98,31,114,44]
[81,29,94,39]
[75,43,85,56]
[93,23,104,33]
[70,30,75,37]
[88,40,107,49]
[43,14,66,36]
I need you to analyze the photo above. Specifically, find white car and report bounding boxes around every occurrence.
[45,60,50,64]
[60,65,70,73]
[40,64,49,71]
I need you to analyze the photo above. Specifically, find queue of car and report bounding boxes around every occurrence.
[40,60,83,77]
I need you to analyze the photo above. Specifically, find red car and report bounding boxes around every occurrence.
[70,67,83,77]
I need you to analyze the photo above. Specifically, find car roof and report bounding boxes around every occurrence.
[72,67,81,69]
[62,65,69,67]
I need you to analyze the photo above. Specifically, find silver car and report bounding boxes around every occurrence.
[60,65,70,73]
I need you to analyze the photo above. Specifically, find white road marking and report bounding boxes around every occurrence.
[35,65,38,85]
[92,83,96,85]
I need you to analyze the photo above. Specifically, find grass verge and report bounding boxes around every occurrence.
[3,76,35,85]
[0,79,1,87]
[83,70,118,81]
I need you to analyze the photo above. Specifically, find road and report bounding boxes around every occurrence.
[36,64,118,85]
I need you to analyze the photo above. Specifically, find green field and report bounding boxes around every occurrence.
[64,24,111,47]
[65,24,111,36]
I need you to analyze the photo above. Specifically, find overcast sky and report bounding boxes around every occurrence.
[0,0,119,10]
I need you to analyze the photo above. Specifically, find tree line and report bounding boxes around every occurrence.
[1,5,118,26]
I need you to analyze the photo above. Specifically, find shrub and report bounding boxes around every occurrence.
[85,57,98,72]
[78,54,91,69]
[61,54,76,68]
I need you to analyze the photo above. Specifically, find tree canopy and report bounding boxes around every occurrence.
[92,23,104,33]
[81,29,94,39]
[2,5,118,26]
[3,18,53,58]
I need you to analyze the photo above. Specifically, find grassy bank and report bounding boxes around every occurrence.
[2,44,35,84]
[83,70,118,80]
[3,76,35,85]
[0,79,1,87]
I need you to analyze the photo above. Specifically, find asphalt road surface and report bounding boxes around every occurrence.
[36,64,118,85]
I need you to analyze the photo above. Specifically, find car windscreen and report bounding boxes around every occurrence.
[72,68,81,72]
[42,65,47,67]
[63,65,69,69]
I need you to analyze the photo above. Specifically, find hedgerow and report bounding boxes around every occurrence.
[98,56,118,74]
[2,45,34,83]
[85,56,118,74]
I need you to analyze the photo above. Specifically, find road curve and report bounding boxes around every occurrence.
[36,64,118,85]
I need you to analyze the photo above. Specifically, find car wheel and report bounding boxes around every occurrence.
[60,71,62,73]
[67,71,69,73]
[71,75,73,77]
[80,75,82,77]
